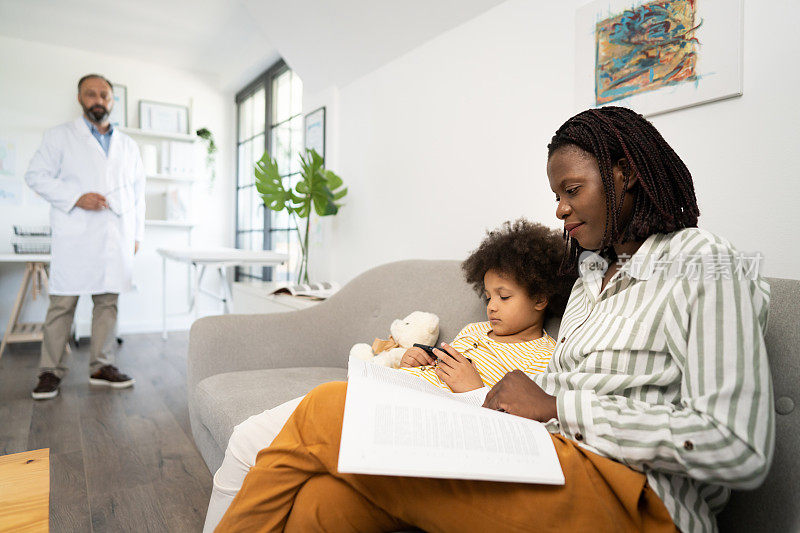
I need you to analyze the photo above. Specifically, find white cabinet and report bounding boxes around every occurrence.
[232,281,320,314]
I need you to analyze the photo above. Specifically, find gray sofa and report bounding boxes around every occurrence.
[187,260,799,532]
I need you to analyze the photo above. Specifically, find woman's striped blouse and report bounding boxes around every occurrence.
[533,228,773,533]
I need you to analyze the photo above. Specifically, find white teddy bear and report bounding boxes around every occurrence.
[350,311,440,369]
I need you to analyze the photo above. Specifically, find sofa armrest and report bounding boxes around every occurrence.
[187,259,488,405]
[187,302,351,401]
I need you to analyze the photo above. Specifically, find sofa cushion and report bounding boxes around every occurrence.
[195,367,348,450]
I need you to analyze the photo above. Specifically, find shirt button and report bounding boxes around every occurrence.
[473,343,478,348]
[683,440,694,451]
[560,337,566,343]
[574,432,584,442]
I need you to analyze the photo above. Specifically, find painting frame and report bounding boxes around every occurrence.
[109,83,127,127]
[304,107,326,161]
[575,0,744,117]
[139,100,190,134]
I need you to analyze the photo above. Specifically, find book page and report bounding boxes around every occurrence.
[347,358,485,406]
[339,376,565,485]
[271,281,341,299]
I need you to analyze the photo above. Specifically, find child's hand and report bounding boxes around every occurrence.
[434,342,484,393]
[399,346,435,367]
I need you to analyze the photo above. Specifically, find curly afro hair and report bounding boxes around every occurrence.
[461,219,577,318]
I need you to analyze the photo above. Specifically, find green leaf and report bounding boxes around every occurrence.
[322,169,347,212]
[307,148,325,170]
[324,169,343,190]
[258,147,347,224]
[254,152,293,212]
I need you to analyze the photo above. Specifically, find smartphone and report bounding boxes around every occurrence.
[412,343,471,363]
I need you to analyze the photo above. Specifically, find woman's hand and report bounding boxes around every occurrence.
[399,346,435,368]
[482,370,558,422]
[434,343,484,393]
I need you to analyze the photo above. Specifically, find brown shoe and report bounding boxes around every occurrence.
[32,372,61,400]
[90,365,135,389]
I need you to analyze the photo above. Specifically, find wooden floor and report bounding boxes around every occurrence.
[0,331,212,532]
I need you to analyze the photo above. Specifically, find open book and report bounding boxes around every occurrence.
[338,358,565,485]
[270,281,341,300]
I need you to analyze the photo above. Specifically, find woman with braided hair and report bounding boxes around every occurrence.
[547,106,700,272]
[216,107,772,533]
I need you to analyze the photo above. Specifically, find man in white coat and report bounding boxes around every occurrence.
[26,74,144,400]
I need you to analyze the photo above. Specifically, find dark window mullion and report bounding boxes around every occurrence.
[236,71,269,280]
[262,64,278,280]
[234,93,243,281]
[269,112,302,129]
[237,131,266,146]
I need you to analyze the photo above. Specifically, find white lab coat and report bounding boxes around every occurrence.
[25,117,145,295]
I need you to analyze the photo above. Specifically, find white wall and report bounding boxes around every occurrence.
[306,0,800,285]
[0,35,236,337]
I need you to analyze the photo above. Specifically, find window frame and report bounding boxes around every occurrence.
[234,59,290,282]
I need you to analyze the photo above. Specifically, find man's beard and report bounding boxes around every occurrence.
[83,103,109,123]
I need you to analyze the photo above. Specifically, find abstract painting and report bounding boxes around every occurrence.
[575,0,743,116]
[595,1,700,104]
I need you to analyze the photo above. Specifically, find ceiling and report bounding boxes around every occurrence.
[240,0,507,92]
[0,0,278,91]
[0,0,506,93]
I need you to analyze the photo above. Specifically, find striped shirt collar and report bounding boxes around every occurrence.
[578,232,677,300]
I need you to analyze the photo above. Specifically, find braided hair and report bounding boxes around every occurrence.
[547,106,699,272]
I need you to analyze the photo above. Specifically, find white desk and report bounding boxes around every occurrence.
[0,254,52,263]
[0,254,51,358]
[156,247,288,339]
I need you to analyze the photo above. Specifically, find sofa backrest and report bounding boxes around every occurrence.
[717,277,800,532]
[321,259,485,346]
[323,259,561,348]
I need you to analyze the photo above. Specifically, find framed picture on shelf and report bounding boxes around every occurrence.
[109,83,127,127]
[139,100,190,134]
[304,107,325,160]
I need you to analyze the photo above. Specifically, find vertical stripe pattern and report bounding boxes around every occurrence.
[534,228,774,533]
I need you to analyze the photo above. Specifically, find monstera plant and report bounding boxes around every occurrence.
[254,149,347,283]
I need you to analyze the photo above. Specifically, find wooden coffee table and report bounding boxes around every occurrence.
[0,448,49,532]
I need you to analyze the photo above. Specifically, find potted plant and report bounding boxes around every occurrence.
[254,149,347,284]
[196,127,217,185]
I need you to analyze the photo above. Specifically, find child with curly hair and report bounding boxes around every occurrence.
[399,218,575,393]
[203,218,575,532]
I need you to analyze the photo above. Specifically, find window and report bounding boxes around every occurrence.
[235,61,303,282]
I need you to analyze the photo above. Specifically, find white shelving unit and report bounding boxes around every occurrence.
[125,126,200,315]
[145,219,195,229]
[124,127,198,232]
[120,127,197,143]
[146,173,195,183]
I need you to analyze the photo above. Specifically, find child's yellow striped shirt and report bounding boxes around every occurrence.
[399,321,556,390]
